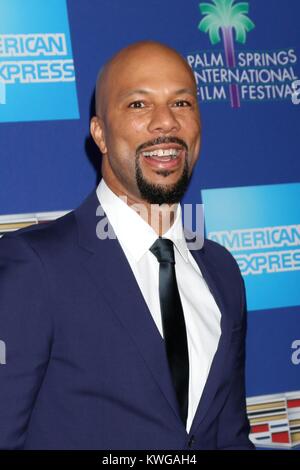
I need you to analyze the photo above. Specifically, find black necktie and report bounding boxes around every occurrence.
[150,237,189,425]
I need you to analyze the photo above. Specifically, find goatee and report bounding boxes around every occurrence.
[135,156,190,205]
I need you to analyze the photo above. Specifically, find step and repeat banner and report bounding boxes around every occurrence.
[0,0,299,449]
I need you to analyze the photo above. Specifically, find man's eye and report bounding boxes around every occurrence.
[174,100,191,107]
[128,101,145,109]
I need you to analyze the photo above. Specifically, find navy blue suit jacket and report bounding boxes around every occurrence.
[0,190,254,449]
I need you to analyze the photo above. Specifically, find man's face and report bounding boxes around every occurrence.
[92,46,201,205]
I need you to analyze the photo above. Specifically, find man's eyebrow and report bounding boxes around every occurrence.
[119,87,196,100]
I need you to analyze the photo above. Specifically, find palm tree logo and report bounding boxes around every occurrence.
[198,0,255,108]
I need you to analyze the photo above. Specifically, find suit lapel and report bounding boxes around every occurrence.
[188,247,234,434]
[74,191,184,427]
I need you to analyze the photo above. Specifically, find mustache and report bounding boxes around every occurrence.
[136,136,188,156]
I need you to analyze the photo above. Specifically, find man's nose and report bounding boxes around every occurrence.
[147,105,181,134]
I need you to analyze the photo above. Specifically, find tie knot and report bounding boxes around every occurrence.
[150,237,175,264]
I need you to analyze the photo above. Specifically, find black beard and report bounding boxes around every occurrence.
[135,155,190,205]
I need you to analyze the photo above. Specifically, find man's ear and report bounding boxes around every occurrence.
[90,116,107,154]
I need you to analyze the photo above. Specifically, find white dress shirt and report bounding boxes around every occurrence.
[97,178,221,432]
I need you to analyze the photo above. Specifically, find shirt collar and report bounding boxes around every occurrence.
[96,178,189,263]
[163,204,189,263]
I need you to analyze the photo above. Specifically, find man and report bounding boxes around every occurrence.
[0,41,254,449]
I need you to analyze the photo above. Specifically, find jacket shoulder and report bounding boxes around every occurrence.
[201,237,241,275]
[0,209,77,254]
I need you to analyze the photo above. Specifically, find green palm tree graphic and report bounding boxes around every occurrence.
[198,0,255,107]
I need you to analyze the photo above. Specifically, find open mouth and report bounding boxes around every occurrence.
[142,148,180,160]
[140,145,185,170]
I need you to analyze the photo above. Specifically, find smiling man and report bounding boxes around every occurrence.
[91,41,200,212]
[0,41,254,450]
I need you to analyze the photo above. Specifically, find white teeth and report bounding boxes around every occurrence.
[142,148,180,158]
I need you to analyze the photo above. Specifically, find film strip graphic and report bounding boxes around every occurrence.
[247,391,300,448]
[0,210,69,237]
